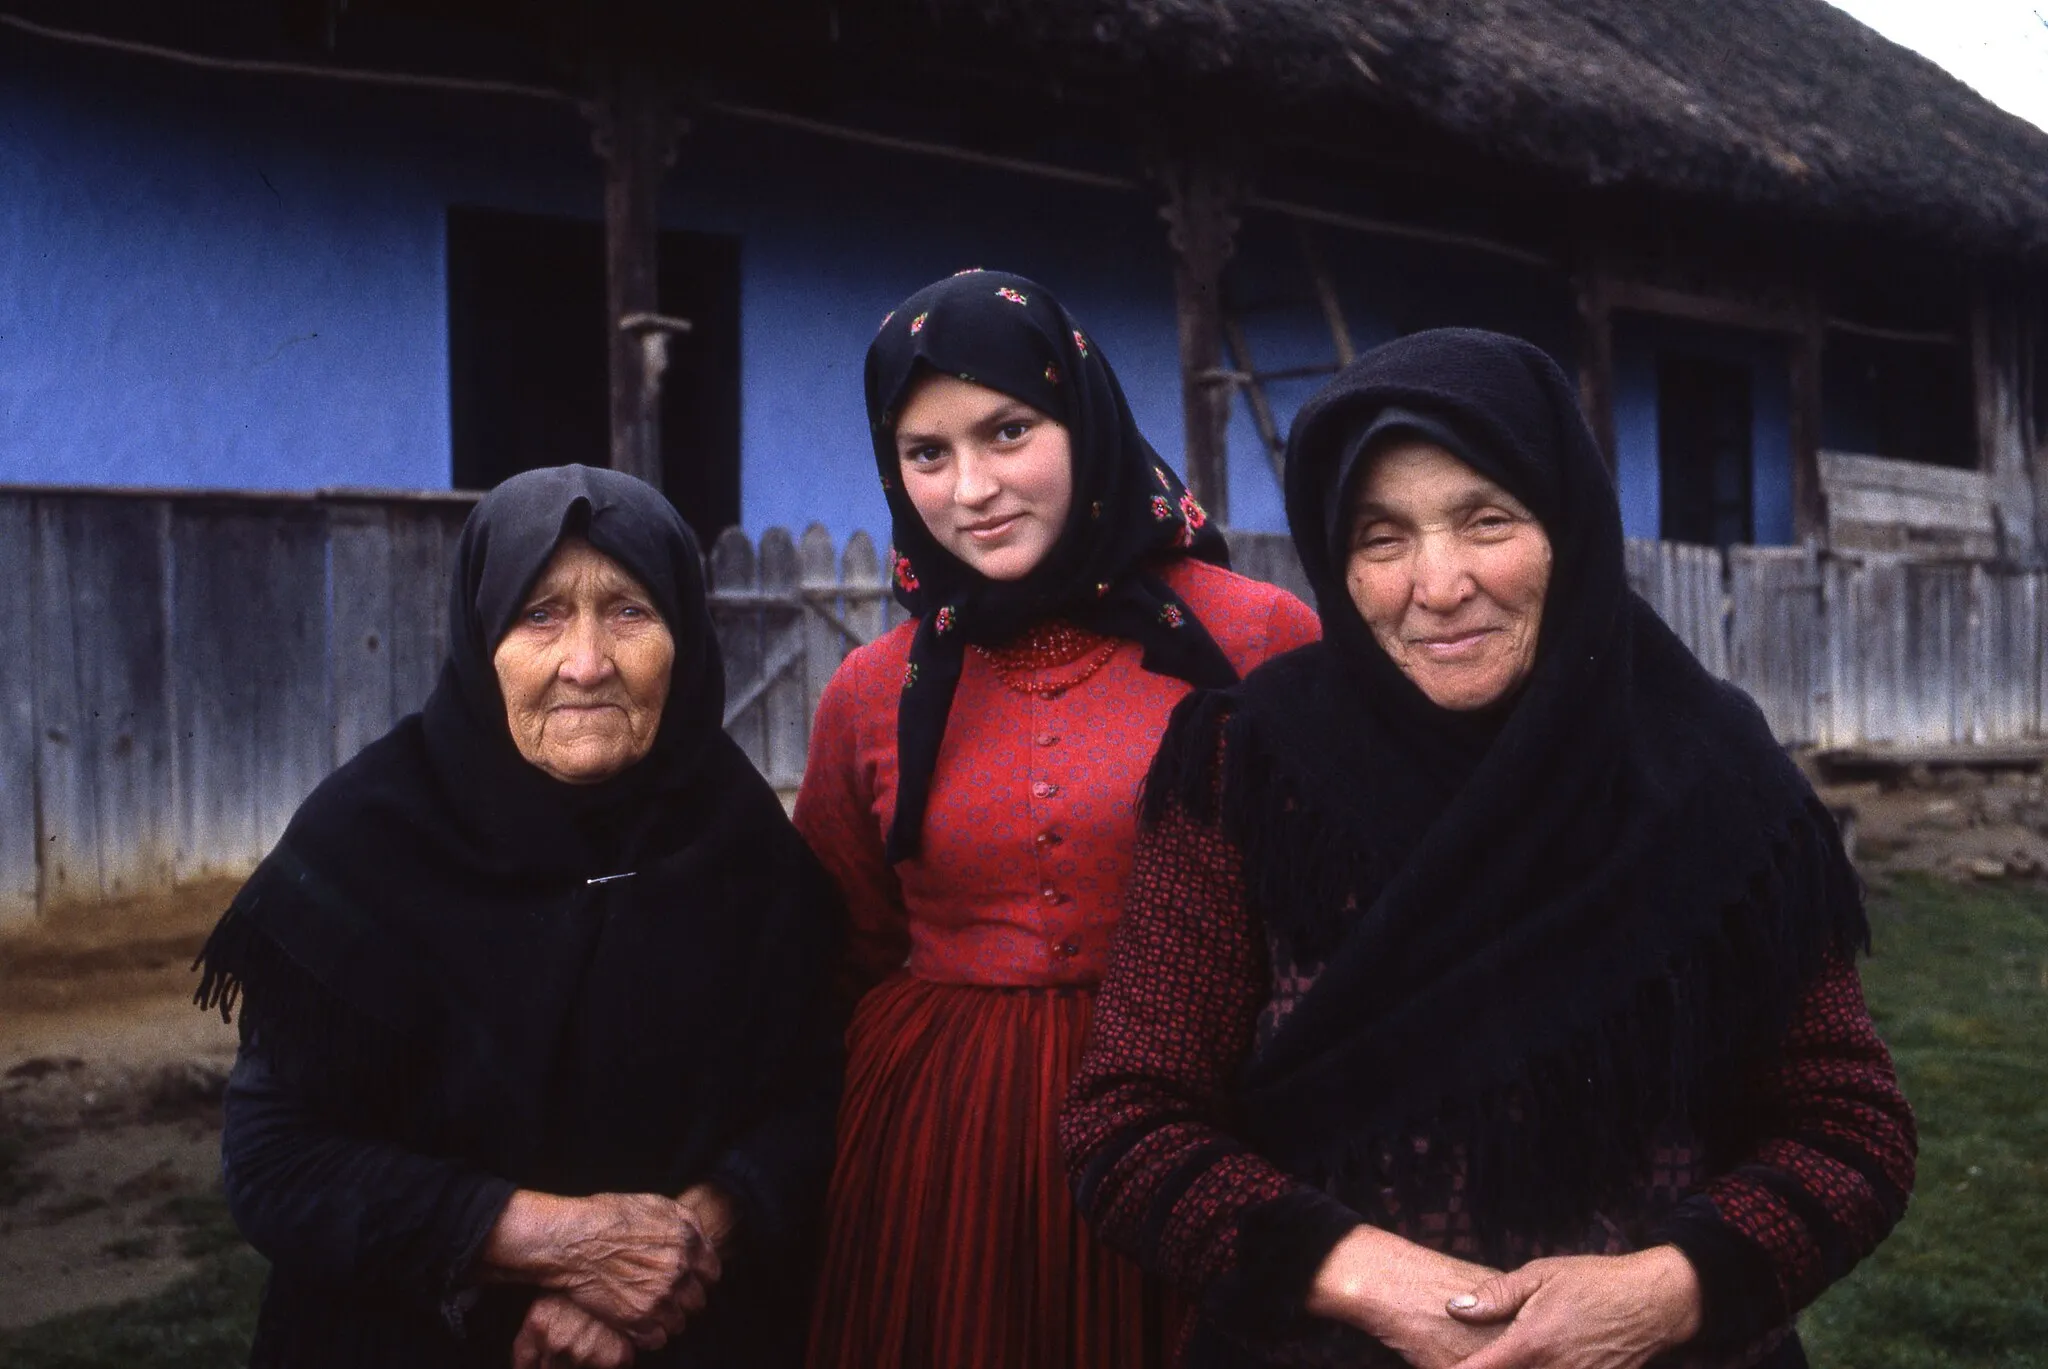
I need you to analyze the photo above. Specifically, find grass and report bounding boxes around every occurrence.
[0,1189,265,1369]
[1800,873,2048,1368]
[0,875,2041,1367]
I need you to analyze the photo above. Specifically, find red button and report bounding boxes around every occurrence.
[1035,733,1059,747]
[1053,937,1081,957]
[1033,781,1058,799]
[1042,886,1060,902]
[1035,830,1062,848]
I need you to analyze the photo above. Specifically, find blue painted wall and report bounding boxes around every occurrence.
[0,34,1603,542]
[1610,315,1795,546]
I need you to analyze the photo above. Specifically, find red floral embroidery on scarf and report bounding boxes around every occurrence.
[1154,467,1172,490]
[1150,495,1173,520]
[1096,581,1111,597]
[952,266,984,275]
[1045,363,1061,384]
[1089,500,1103,520]
[1073,330,1089,356]
[1159,603,1185,628]
[902,661,919,690]
[880,310,895,330]
[934,605,957,635]
[895,555,920,592]
[997,287,1029,306]
[909,312,929,335]
[1180,492,1208,531]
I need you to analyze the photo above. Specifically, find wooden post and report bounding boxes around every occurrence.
[1789,296,1828,546]
[1157,159,1241,523]
[588,58,685,490]
[1573,261,1617,473]
[1973,278,2042,565]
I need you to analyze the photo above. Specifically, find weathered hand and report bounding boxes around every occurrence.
[1306,1225,1507,1369]
[549,1193,712,1346]
[481,1190,711,1348]
[1443,1246,1704,1369]
[511,1294,638,1369]
[674,1182,737,1270]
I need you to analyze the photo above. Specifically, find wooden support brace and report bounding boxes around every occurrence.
[1157,159,1242,524]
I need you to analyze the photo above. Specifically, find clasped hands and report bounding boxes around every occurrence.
[1307,1225,1703,1369]
[481,1183,737,1369]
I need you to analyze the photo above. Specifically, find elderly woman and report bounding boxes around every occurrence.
[196,465,843,1369]
[795,271,1318,1368]
[1061,329,1916,1369]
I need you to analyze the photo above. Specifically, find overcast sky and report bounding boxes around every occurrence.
[1823,0,2048,132]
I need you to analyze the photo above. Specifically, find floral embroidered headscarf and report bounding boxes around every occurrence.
[865,269,1235,860]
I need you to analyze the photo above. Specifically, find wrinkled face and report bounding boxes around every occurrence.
[492,538,675,784]
[895,372,1074,582]
[1344,439,1553,712]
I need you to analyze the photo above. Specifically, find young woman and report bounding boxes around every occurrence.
[795,271,1319,1368]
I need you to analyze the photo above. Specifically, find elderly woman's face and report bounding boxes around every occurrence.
[1344,439,1553,711]
[492,538,675,784]
[895,372,1074,581]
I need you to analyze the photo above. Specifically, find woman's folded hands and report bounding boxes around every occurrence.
[481,1189,724,1366]
[1307,1226,1703,1369]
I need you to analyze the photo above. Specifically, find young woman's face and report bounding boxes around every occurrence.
[894,373,1074,582]
[1344,439,1553,711]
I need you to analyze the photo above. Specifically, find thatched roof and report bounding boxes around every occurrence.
[840,0,2048,261]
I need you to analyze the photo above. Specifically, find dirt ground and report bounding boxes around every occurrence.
[3,769,2046,1332]
[0,881,240,1331]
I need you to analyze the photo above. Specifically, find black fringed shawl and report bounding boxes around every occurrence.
[195,463,842,1228]
[1144,329,1867,1253]
[866,269,1236,861]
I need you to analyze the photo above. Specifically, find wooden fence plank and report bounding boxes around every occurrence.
[248,508,335,856]
[708,527,766,775]
[0,497,41,925]
[170,503,248,883]
[759,528,808,792]
[386,508,458,721]
[843,532,886,648]
[69,498,177,901]
[799,523,842,745]
[30,498,104,907]
[329,506,397,766]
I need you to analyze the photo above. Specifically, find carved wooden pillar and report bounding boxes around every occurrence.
[587,58,687,491]
[1156,159,1242,523]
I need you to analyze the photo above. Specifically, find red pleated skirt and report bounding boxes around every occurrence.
[805,973,1177,1369]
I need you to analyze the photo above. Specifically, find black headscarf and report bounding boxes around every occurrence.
[1145,329,1867,1250]
[197,462,841,1210]
[867,269,1236,861]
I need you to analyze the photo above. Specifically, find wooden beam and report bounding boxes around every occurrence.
[589,59,684,491]
[1973,278,2042,564]
[1573,261,1617,473]
[1607,280,1803,335]
[1157,160,1242,523]
[1790,297,1828,544]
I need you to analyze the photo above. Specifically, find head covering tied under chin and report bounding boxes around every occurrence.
[865,269,1236,862]
[195,464,842,1200]
[1142,328,1867,1255]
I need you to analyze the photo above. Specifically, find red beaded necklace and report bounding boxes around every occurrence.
[974,622,1120,697]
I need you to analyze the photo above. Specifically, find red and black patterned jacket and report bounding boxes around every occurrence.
[1060,796,1917,1367]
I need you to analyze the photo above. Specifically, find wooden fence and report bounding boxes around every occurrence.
[5,486,2047,924]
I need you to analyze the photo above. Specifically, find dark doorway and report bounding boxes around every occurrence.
[446,207,742,538]
[1657,354,1753,550]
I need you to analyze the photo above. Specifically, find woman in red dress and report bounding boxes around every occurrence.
[796,270,1318,1368]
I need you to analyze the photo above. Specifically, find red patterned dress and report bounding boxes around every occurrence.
[796,557,1319,1369]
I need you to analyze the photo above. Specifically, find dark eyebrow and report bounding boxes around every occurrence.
[1354,486,1532,523]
